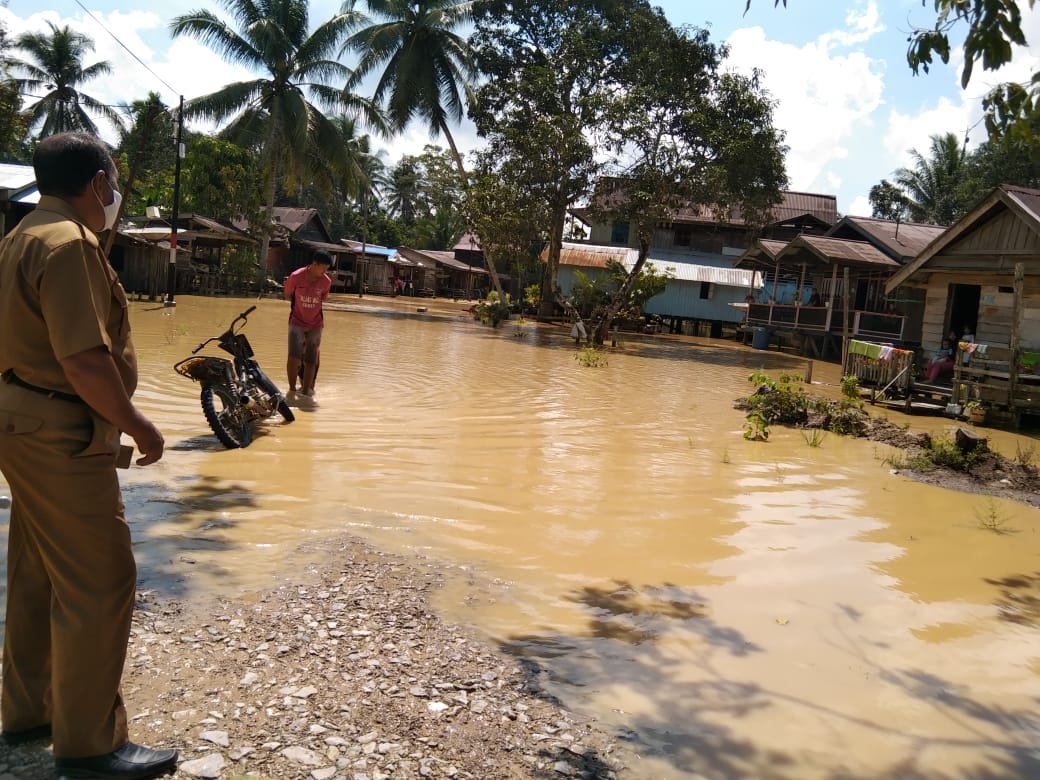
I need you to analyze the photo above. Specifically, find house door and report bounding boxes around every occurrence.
[946,283,981,339]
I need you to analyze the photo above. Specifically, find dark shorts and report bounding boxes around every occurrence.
[288,325,322,362]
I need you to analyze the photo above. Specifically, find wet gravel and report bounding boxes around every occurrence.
[0,537,634,780]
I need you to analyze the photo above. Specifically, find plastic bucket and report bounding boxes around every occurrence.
[752,327,772,350]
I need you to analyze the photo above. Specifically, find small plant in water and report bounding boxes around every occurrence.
[774,463,786,483]
[975,498,1014,534]
[802,428,826,448]
[743,410,769,441]
[1014,440,1037,467]
[840,374,860,401]
[575,345,608,368]
[720,447,731,464]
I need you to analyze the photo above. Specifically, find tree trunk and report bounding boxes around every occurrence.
[256,161,279,296]
[592,232,651,345]
[538,206,566,319]
[439,119,506,302]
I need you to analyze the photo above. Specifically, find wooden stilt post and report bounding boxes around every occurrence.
[1010,262,1025,428]
[840,267,851,374]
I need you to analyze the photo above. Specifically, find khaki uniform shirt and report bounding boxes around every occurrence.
[0,195,136,396]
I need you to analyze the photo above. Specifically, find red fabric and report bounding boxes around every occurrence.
[285,267,331,329]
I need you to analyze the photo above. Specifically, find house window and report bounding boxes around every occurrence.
[699,282,713,299]
[611,221,630,244]
[674,224,692,246]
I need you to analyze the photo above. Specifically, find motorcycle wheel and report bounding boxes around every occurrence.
[277,399,295,422]
[201,384,253,449]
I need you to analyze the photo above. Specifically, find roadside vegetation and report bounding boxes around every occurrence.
[737,371,1040,509]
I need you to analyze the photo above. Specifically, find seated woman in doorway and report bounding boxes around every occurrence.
[923,338,955,382]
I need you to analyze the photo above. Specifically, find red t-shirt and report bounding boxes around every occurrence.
[285,267,331,329]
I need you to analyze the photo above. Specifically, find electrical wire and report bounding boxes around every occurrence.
[70,0,182,97]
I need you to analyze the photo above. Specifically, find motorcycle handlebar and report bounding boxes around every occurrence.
[241,305,257,317]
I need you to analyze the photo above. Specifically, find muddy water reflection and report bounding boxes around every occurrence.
[2,296,1039,778]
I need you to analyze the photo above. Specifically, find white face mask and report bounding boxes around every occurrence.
[94,181,122,232]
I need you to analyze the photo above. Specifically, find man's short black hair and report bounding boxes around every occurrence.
[311,251,333,266]
[33,132,114,197]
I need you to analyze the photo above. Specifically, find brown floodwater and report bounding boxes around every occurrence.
[2,296,1040,779]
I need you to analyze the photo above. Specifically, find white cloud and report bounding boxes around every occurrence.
[847,195,872,217]
[883,95,975,166]
[725,26,886,194]
[820,0,884,49]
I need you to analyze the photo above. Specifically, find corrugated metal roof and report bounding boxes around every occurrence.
[398,246,487,273]
[0,163,34,191]
[781,235,900,267]
[667,190,837,227]
[636,257,762,287]
[552,242,760,287]
[551,242,639,268]
[298,238,355,255]
[1006,184,1040,227]
[831,216,945,260]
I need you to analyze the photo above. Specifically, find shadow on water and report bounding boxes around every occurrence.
[499,581,1040,780]
[984,571,1040,626]
[121,474,260,599]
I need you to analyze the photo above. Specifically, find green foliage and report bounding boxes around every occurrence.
[929,433,980,471]
[10,21,123,137]
[743,411,769,441]
[742,371,811,425]
[574,345,608,368]
[524,284,541,312]
[474,291,511,327]
[840,374,860,401]
[802,428,826,448]
[181,136,262,223]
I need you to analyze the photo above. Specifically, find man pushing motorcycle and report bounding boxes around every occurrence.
[284,251,332,397]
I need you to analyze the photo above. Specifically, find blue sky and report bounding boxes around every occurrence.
[3,0,1038,217]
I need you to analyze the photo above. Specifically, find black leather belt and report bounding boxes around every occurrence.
[1,369,84,404]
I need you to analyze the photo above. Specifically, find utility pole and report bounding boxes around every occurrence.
[164,95,185,307]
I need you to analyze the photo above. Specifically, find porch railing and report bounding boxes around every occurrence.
[747,303,905,340]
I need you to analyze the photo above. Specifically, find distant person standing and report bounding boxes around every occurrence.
[284,252,332,397]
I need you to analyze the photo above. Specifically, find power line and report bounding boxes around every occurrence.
[69,0,181,97]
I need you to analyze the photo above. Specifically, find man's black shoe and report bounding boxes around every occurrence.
[1,722,51,744]
[55,741,178,779]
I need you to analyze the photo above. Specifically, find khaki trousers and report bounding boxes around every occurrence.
[0,383,133,758]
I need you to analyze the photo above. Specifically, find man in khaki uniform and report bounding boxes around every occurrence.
[0,133,177,778]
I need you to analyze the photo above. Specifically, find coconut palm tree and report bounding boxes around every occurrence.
[894,132,968,226]
[343,0,505,298]
[170,0,387,287]
[342,0,479,177]
[10,22,122,137]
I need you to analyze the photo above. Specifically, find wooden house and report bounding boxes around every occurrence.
[561,189,832,332]
[884,184,1040,424]
[397,246,487,298]
[552,242,763,334]
[121,213,256,295]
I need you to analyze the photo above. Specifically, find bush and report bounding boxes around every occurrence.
[475,292,512,327]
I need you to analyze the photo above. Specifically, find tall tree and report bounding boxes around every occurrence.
[0,15,29,161]
[10,21,122,137]
[181,136,261,222]
[470,0,642,318]
[342,0,478,179]
[589,14,787,342]
[343,0,506,296]
[891,132,967,225]
[114,93,178,217]
[170,0,386,287]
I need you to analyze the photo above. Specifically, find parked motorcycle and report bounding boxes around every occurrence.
[175,306,294,448]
